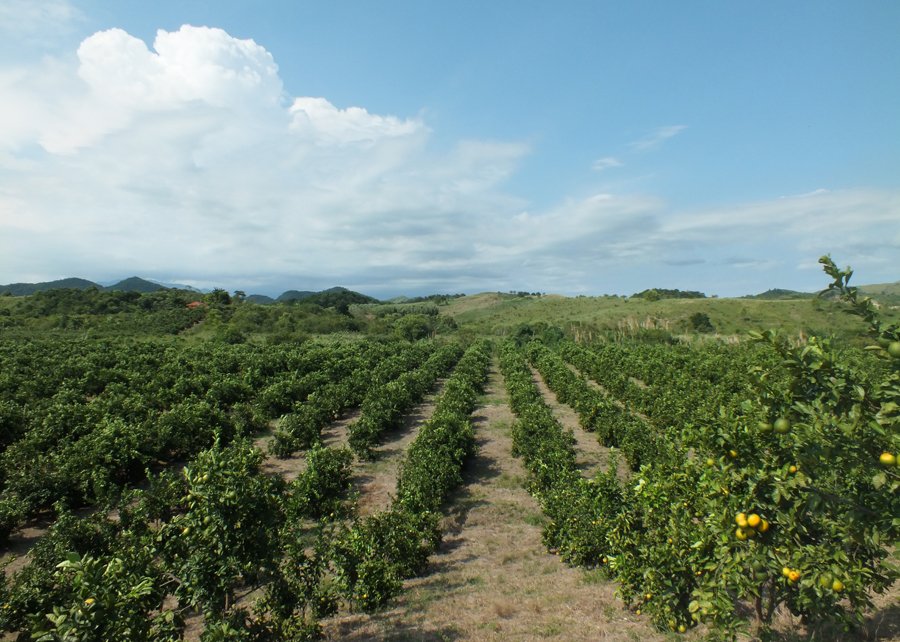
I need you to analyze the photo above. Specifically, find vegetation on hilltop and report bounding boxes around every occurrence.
[742,288,816,300]
[105,276,167,293]
[0,278,100,296]
[445,287,900,345]
[631,288,707,300]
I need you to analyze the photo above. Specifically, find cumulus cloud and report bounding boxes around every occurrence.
[0,25,532,293]
[0,24,896,297]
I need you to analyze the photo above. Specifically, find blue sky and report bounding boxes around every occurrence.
[1,1,898,297]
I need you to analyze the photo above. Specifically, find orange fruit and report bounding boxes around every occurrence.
[747,514,761,529]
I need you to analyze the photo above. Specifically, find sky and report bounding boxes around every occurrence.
[1,1,898,298]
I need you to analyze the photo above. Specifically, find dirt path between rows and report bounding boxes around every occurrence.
[529,366,628,480]
[322,362,667,642]
[254,406,360,481]
[565,361,654,427]
[351,381,445,518]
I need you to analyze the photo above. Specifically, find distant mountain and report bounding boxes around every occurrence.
[276,290,316,302]
[105,276,166,293]
[304,286,378,307]
[277,286,378,308]
[0,278,379,305]
[743,284,900,302]
[0,277,100,296]
[742,288,815,300]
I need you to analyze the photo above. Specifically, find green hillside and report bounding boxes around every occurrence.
[860,281,900,305]
[105,276,166,293]
[0,277,100,295]
[276,289,316,302]
[445,290,899,344]
[742,288,815,300]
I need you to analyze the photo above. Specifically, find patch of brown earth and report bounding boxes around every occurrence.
[1,514,54,577]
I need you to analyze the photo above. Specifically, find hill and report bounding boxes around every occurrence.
[742,288,815,300]
[0,278,100,296]
[860,281,900,305]
[278,287,378,307]
[276,290,316,302]
[445,289,900,343]
[631,288,706,300]
[245,294,275,304]
[105,276,166,293]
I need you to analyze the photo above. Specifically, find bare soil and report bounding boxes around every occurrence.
[1,514,55,577]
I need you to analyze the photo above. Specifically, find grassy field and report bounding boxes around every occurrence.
[445,289,900,343]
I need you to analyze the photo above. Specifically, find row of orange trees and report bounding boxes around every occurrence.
[0,337,491,639]
[347,343,462,458]
[0,338,423,541]
[333,340,491,610]
[503,257,898,638]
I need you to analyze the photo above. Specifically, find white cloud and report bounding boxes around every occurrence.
[0,25,896,298]
[0,25,535,293]
[629,125,687,151]
[289,97,421,144]
[0,0,82,45]
[592,156,622,172]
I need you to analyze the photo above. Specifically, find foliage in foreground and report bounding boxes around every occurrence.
[503,256,898,639]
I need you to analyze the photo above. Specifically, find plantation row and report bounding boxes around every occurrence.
[525,341,662,470]
[0,338,491,639]
[0,338,450,542]
[346,343,463,458]
[499,259,898,638]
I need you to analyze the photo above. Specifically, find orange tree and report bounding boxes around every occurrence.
[514,257,897,638]
[624,256,899,637]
